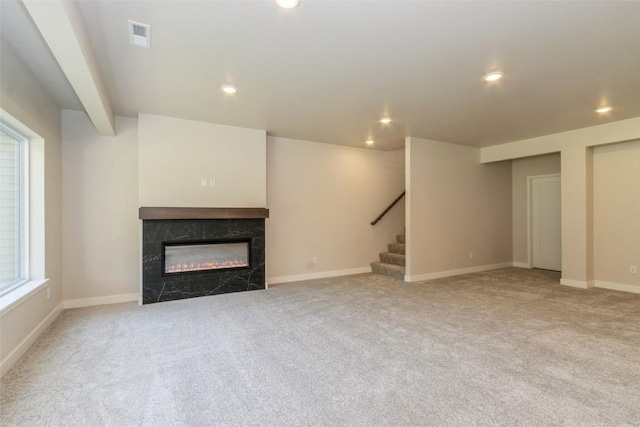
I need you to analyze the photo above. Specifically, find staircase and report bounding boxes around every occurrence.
[371,231,405,280]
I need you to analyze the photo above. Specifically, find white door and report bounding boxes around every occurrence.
[531,175,561,271]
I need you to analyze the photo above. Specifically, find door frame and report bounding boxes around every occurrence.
[527,173,561,270]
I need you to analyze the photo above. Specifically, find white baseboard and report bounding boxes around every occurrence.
[63,293,139,309]
[0,302,63,378]
[268,267,372,285]
[512,262,530,269]
[560,278,595,289]
[404,262,513,282]
[595,280,640,294]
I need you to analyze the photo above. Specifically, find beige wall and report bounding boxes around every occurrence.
[593,140,640,289]
[266,136,405,282]
[61,112,268,302]
[406,137,512,280]
[482,117,640,289]
[561,145,594,284]
[0,40,63,373]
[62,111,139,301]
[138,114,266,208]
[481,117,640,163]
[511,153,561,265]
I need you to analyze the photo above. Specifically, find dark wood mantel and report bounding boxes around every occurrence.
[139,207,269,220]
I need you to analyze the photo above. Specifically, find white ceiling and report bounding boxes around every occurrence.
[2,0,639,150]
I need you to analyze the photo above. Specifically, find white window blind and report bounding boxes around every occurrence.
[0,127,27,294]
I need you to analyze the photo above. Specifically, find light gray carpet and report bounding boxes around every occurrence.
[2,268,639,426]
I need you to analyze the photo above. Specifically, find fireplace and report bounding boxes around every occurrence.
[139,207,268,304]
[163,239,251,275]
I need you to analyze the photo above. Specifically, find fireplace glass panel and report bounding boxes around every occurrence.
[163,241,250,274]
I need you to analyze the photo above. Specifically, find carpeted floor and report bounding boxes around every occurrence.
[1,268,639,426]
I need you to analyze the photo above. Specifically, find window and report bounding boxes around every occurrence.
[0,124,28,295]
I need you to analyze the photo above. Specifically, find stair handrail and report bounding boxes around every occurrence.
[371,191,405,226]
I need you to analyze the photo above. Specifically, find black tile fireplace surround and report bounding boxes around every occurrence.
[140,208,268,304]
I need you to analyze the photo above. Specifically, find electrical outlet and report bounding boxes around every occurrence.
[631,265,638,274]
[312,256,318,264]
[469,252,473,259]
[209,178,216,187]
[200,178,207,187]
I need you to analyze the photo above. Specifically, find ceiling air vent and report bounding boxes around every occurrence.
[128,20,151,48]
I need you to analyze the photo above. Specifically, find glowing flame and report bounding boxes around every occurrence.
[165,259,248,274]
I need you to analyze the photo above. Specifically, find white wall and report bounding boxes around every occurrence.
[511,153,561,266]
[0,40,63,375]
[62,111,139,303]
[406,137,512,281]
[138,114,266,208]
[266,136,405,282]
[593,140,640,291]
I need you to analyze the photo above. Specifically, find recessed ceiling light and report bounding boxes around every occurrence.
[596,106,612,113]
[221,84,237,94]
[275,0,299,9]
[483,71,504,82]
[366,139,375,146]
[380,117,392,125]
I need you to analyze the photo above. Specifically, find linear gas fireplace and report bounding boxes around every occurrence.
[163,239,251,275]
[139,207,268,304]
